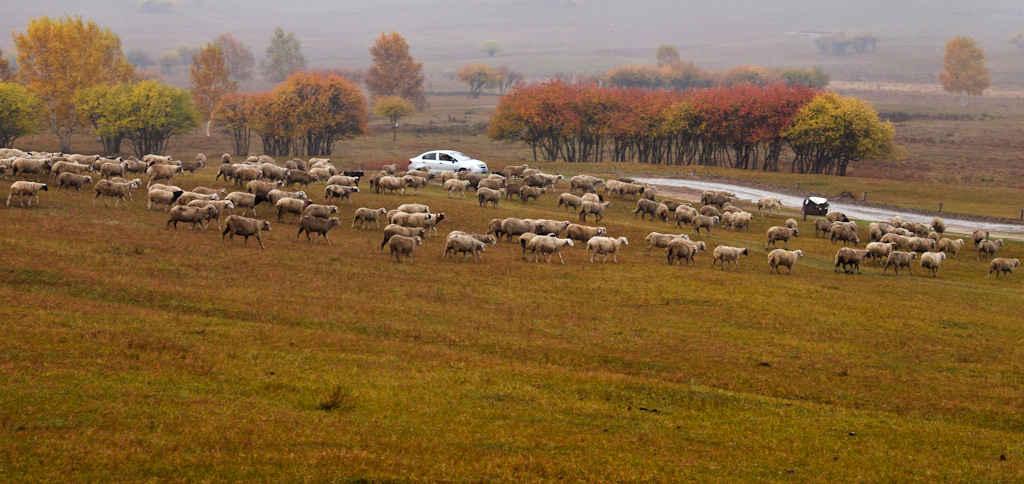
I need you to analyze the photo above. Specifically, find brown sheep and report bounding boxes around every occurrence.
[222,215,271,249]
[295,216,341,245]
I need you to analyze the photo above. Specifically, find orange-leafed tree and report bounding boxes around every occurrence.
[457,63,503,98]
[13,15,134,152]
[213,33,255,81]
[365,31,426,109]
[0,49,13,82]
[267,72,369,156]
[213,92,256,155]
[938,36,989,106]
[190,43,236,137]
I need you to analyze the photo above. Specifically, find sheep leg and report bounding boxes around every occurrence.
[556,251,565,265]
[256,234,266,250]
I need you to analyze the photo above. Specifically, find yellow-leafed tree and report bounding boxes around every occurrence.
[938,36,989,107]
[365,31,426,109]
[13,16,134,152]
[457,64,504,99]
[190,43,237,137]
[373,96,415,141]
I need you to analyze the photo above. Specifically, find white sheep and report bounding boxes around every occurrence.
[691,214,719,237]
[865,242,896,266]
[834,247,870,274]
[55,173,93,195]
[579,201,610,223]
[324,184,359,204]
[977,239,1003,259]
[883,251,917,275]
[757,197,783,216]
[442,234,487,262]
[644,232,689,255]
[397,203,431,214]
[711,245,748,270]
[444,179,470,198]
[148,188,184,210]
[989,258,1021,278]
[920,252,946,277]
[936,238,965,257]
[666,239,706,266]
[524,235,575,264]
[166,205,218,230]
[586,236,629,263]
[93,179,141,208]
[768,249,804,274]
[765,226,798,249]
[557,193,583,212]
[303,203,340,219]
[6,181,48,207]
[477,187,506,208]
[566,224,608,243]
[387,235,422,262]
[226,192,270,216]
[186,199,235,230]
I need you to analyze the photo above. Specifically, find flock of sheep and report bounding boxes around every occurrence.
[1,147,1019,278]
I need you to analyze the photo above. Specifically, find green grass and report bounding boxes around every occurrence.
[1,161,1023,480]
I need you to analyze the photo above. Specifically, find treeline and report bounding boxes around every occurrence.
[488,81,896,176]
[213,72,369,157]
[815,32,878,56]
[602,63,830,91]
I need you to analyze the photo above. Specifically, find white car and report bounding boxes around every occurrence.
[408,150,488,173]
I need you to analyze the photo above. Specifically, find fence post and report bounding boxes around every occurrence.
[359,162,363,171]
[1020,209,1023,220]
[939,202,943,213]
[691,169,695,176]
[796,182,800,189]
[862,192,867,202]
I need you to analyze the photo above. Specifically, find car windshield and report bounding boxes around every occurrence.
[449,151,471,161]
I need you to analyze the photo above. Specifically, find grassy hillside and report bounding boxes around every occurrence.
[1,160,1022,480]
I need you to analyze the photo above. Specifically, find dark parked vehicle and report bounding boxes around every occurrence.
[802,197,829,220]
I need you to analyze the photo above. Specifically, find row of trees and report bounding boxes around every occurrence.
[602,63,831,91]
[814,32,878,56]
[488,81,896,176]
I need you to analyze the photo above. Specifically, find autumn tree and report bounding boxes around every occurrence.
[1010,31,1024,49]
[785,93,896,176]
[479,39,503,57]
[0,82,41,148]
[938,36,989,106]
[719,64,778,86]
[497,67,524,95]
[374,96,415,141]
[605,65,663,90]
[0,49,13,82]
[158,50,181,73]
[213,33,255,81]
[365,30,426,109]
[13,15,134,152]
[213,92,255,155]
[256,72,368,156]
[777,66,830,88]
[190,43,236,136]
[660,61,712,90]
[260,27,305,82]
[656,44,680,67]
[76,85,126,153]
[457,64,502,98]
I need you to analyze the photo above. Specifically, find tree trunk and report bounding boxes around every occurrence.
[206,119,212,137]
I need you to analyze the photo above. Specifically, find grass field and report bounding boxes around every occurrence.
[2,151,1023,480]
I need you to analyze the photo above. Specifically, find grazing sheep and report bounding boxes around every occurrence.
[192,186,227,198]
[645,232,689,255]
[711,246,748,270]
[379,225,428,252]
[216,163,238,183]
[768,249,804,274]
[387,235,422,262]
[521,168,541,178]
[633,198,660,220]
[565,224,608,244]
[765,226,799,250]
[503,164,529,178]
[486,218,506,241]
[699,205,721,218]
[145,163,182,188]
[226,191,270,216]
[179,159,204,175]
[403,175,429,194]
[930,217,946,235]
[524,235,575,264]
[477,187,506,208]
[972,230,989,247]
[977,239,1003,259]
[308,167,333,182]
[246,180,283,198]
[700,189,735,207]
[905,236,936,253]
[295,216,341,245]
[881,233,912,251]
[55,172,93,195]
[785,218,798,230]
[442,234,487,262]
[569,175,604,194]
[674,205,698,228]
[175,191,219,206]
[920,252,946,277]
[691,214,719,237]
[303,203,340,219]
[825,211,849,223]
[666,239,706,266]
[519,185,547,203]
[757,197,783,216]
[579,201,611,223]
[392,212,447,236]
[447,231,498,247]
[51,161,94,177]
[275,197,312,222]
[397,203,431,214]
[829,223,860,246]
[148,188,184,210]
[350,207,385,228]
[186,199,235,230]
[866,242,896,266]
[267,189,308,207]
[326,175,359,187]
[586,236,628,263]
[557,193,583,212]
[501,218,544,241]
[285,169,318,189]
[93,179,140,207]
[222,214,271,249]
[936,237,965,257]
[725,211,753,231]
[444,179,470,198]
[524,173,563,189]
[883,251,917,275]
[813,218,833,238]
[6,181,48,207]
[834,247,870,274]
[581,193,603,204]
[166,205,218,230]
[377,175,408,195]
[989,258,1021,278]
[529,219,571,237]
[653,203,673,222]
[477,178,504,191]
[381,163,397,174]
[902,221,930,237]
[324,184,359,204]
[11,157,48,181]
